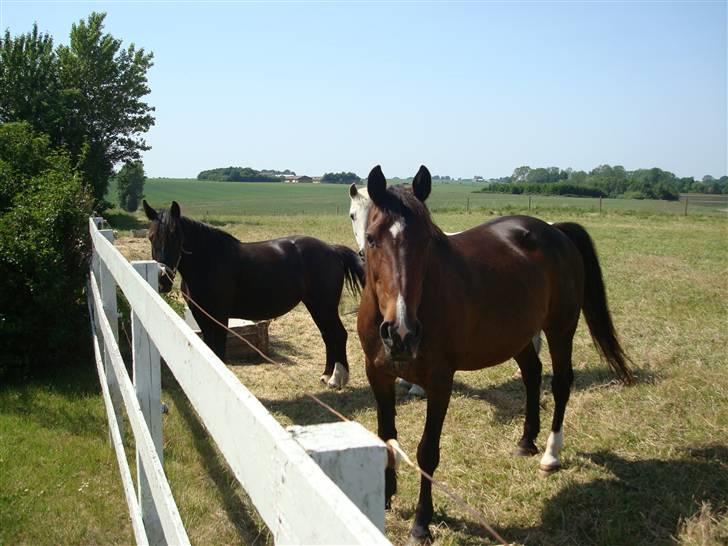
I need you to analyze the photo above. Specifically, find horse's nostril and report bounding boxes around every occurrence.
[380,321,392,341]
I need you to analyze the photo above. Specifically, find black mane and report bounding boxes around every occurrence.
[175,214,240,248]
[377,185,446,241]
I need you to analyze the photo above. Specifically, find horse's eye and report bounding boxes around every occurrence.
[366,233,375,248]
[350,213,355,220]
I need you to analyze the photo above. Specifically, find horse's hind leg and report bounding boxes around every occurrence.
[540,330,575,473]
[303,300,349,389]
[513,343,543,456]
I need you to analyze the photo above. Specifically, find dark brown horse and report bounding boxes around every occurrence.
[143,200,364,388]
[357,166,633,543]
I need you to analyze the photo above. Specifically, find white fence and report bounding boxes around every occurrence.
[88,217,390,545]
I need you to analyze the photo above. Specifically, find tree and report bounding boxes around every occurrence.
[116,160,146,212]
[0,25,62,142]
[511,165,531,183]
[0,13,155,209]
[0,123,92,379]
[321,171,360,184]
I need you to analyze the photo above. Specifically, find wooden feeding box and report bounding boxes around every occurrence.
[183,305,270,360]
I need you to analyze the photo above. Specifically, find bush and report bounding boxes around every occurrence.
[0,123,93,380]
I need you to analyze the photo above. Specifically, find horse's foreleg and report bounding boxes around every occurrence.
[201,322,228,362]
[514,344,543,456]
[540,331,575,473]
[367,365,397,508]
[410,373,453,543]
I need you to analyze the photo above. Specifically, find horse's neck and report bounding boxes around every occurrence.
[177,217,229,277]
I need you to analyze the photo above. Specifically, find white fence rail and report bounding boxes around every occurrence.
[88,218,389,545]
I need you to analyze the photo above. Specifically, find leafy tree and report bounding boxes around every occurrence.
[0,13,155,209]
[116,160,146,212]
[511,166,531,183]
[57,13,154,207]
[0,25,62,141]
[0,123,92,379]
[321,171,359,184]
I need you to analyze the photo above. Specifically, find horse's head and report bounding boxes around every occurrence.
[364,165,434,362]
[143,200,183,293]
[348,183,371,255]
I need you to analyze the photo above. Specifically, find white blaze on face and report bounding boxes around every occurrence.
[395,292,409,339]
[389,219,405,239]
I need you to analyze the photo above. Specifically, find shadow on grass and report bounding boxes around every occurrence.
[0,361,107,438]
[394,446,728,545]
[105,211,146,230]
[163,369,271,545]
[258,385,376,426]
[452,368,657,425]
[492,448,728,546]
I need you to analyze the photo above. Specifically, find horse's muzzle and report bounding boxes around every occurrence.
[379,319,422,360]
[157,266,174,293]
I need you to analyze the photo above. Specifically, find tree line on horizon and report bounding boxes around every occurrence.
[197,166,291,182]
[481,165,727,200]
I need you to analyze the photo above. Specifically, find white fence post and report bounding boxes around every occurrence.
[288,422,387,532]
[99,228,123,437]
[132,261,164,546]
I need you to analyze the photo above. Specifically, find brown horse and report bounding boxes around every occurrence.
[143,200,363,388]
[357,166,633,543]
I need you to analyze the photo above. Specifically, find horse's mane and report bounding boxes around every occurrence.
[376,185,447,243]
[161,212,240,248]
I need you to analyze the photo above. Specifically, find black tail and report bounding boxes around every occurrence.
[555,222,635,384]
[334,245,365,297]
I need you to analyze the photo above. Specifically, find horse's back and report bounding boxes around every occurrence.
[438,215,585,368]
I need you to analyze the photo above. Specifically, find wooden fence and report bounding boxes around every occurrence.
[87,217,390,545]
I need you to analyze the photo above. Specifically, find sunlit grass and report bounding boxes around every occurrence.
[3,204,725,545]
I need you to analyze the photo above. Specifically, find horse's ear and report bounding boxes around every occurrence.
[143,200,158,221]
[349,183,358,198]
[170,201,181,219]
[412,165,431,202]
[367,165,387,205]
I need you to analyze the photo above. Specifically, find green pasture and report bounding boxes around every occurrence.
[2,185,727,545]
[112,178,728,218]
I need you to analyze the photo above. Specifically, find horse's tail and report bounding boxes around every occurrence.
[333,245,365,297]
[554,222,635,384]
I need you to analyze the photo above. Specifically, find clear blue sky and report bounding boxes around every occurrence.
[1,0,726,179]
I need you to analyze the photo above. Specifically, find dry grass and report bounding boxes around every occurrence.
[88,211,728,544]
[2,193,723,546]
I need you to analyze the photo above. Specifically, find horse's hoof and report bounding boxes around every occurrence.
[405,535,432,546]
[407,525,433,545]
[539,461,561,475]
[326,362,349,390]
[513,444,539,457]
[319,374,331,385]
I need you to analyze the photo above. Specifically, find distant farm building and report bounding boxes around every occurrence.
[284,175,313,183]
[473,175,484,181]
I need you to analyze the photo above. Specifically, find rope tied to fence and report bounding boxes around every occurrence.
[161,268,509,545]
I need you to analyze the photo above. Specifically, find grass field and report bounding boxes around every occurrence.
[112,178,728,218]
[2,183,727,545]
